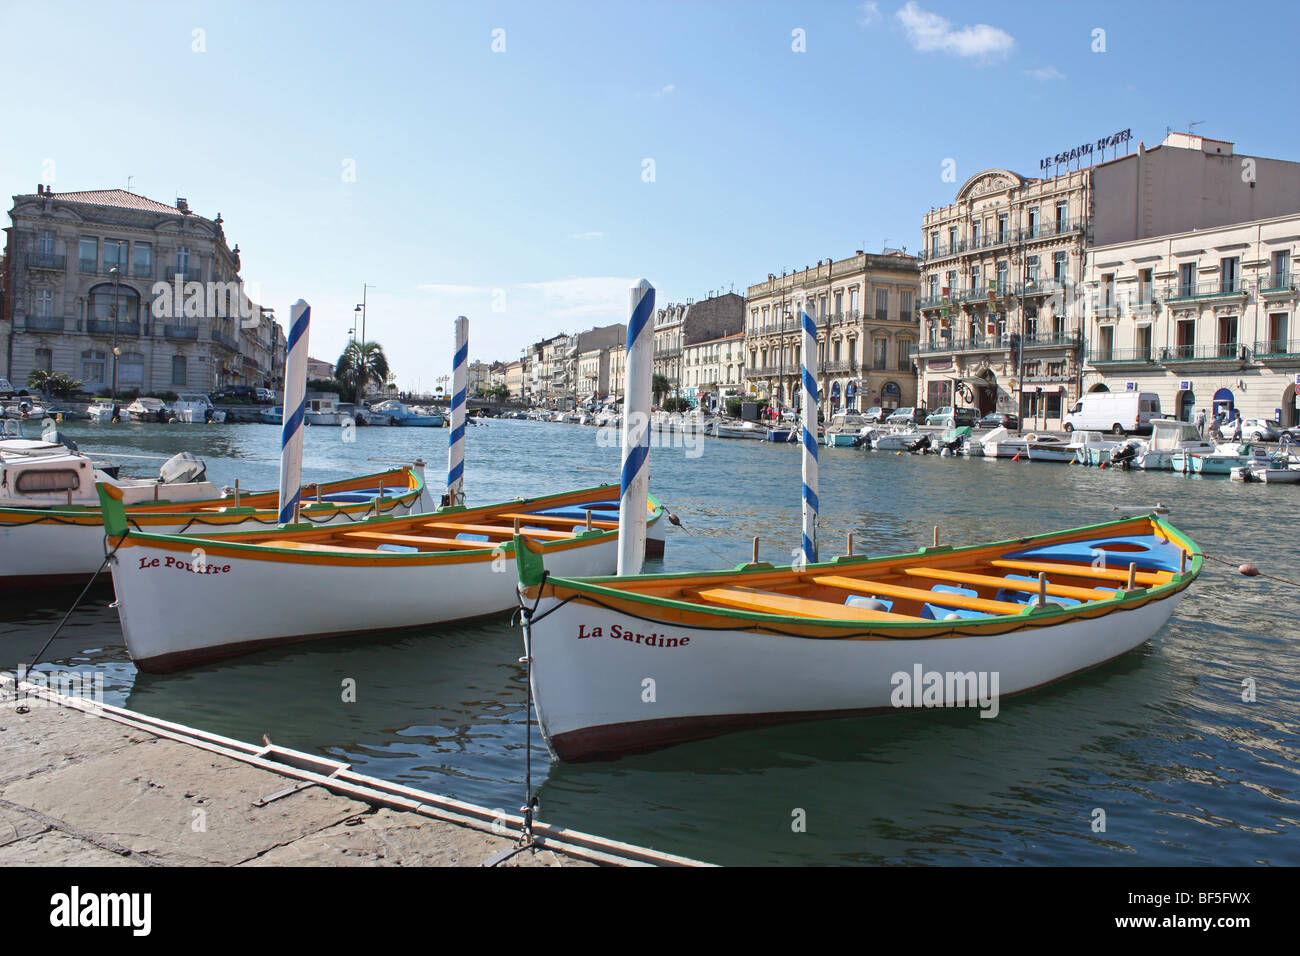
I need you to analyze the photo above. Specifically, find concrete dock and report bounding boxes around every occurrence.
[0,677,706,867]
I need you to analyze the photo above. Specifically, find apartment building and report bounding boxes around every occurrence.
[652,292,744,397]
[2,186,279,395]
[917,132,1300,427]
[681,331,745,409]
[744,251,921,414]
[1084,212,1299,427]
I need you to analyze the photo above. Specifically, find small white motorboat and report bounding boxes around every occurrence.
[824,411,870,447]
[1136,419,1214,471]
[872,428,924,451]
[126,397,170,423]
[716,420,766,440]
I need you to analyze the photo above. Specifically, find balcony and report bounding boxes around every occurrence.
[26,251,66,271]
[1089,347,1154,365]
[164,324,199,340]
[822,359,858,374]
[1163,280,1249,303]
[1022,332,1081,349]
[1252,338,1300,360]
[24,314,64,332]
[915,335,1008,356]
[1160,343,1243,363]
[87,319,140,337]
[166,266,204,283]
[1017,277,1067,298]
[210,328,240,351]
[1258,273,1298,296]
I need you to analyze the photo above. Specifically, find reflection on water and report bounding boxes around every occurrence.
[2,419,1297,865]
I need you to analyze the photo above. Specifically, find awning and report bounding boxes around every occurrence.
[955,376,995,389]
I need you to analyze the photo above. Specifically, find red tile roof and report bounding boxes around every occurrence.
[38,189,187,216]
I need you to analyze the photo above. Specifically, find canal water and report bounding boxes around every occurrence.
[3,418,1298,865]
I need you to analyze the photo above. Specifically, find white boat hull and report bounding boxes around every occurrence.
[526,592,1182,760]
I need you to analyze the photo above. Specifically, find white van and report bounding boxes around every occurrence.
[1063,392,1161,435]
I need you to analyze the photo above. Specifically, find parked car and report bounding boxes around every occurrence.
[861,406,886,423]
[214,385,259,403]
[885,406,928,426]
[1237,418,1279,442]
[255,387,276,404]
[926,406,980,428]
[978,411,1019,430]
[0,378,13,399]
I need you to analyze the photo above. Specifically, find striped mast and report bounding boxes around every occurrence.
[617,279,655,576]
[800,301,819,564]
[446,315,468,505]
[278,299,310,524]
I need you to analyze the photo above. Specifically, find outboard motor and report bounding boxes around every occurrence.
[158,451,207,484]
[940,434,964,455]
[907,434,933,454]
[1111,441,1140,469]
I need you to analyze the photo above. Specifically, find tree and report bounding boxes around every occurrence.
[27,369,83,397]
[652,373,670,406]
[335,341,391,403]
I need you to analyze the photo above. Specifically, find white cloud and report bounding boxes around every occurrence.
[416,283,487,296]
[1026,66,1065,81]
[857,2,881,27]
[570,231,604,240]
[895,2,1014,59]
[517,276,640,321]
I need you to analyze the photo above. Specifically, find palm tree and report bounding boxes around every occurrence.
[652,373,670,407]
[335,341,391,403]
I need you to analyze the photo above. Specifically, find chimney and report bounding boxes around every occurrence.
[176,197,189,213]
[36,184,43,195]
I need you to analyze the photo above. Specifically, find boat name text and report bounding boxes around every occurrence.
[577,623,691,648]
[138,555,232,575]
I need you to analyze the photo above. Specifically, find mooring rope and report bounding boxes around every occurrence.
[656,506,740,567]
[1193,552,1300,589]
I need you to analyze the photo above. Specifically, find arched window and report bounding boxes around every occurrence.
[88,283,140,327]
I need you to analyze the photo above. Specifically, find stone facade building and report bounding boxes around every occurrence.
[1083,211,1299,428]
[681,331,745,409]
[744,251,921,414]
[2,187,280,396]
[652,292,744,398]
[917,132,1300,428]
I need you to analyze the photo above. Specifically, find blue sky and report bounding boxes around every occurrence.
[4,0,1299,390]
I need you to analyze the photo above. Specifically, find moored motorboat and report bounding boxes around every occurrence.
[1136,419,1213,471]
[0,448,429,587]
[716,420,766,440]
[515,513,1201,760]
[97,483,664,671]
[1173,442,1267,475]
[823,411,869,447]
[872,428,922,451]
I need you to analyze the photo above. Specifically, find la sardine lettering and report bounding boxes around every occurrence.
[577,623,690,648]
[138,555,231,575]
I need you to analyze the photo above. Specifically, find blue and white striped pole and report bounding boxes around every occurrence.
[800,304,819,564]
[446,315,468,506]
[278,299,310,524]
[617,279,655,576]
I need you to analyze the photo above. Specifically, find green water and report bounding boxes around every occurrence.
[3,418,1298,865]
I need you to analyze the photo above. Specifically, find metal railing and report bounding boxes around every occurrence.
[24,314,63,331]
[914,335,1008,356]
[164,324,199,340]
[1258,273,1296,294]
[26,251,66,270]
[87,319,140,336]
[1089,347,1154,364]
[210,328,240,350]
[1160,343,1241,362]
[1163,280,1247,301]
[1252,338,1300,357]
[1022,332,1081,348]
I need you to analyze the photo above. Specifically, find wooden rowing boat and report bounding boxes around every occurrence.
[0,460,430,588]
[515,513,1201,761]
[96,483,665,672]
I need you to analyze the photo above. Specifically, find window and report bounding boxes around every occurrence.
[899,290,913,321]
[133,242,152,278]
[996,261,1008,294]
[1055,201,1068,229]
[898,339,912,370]
[948,226,957,249]
[34,348,52,373]
[1137,268,1153,304]
[971,221,981,246]
[1047,361,1065,378]
[36,290,53,317]
[1097,325,1114,359]
[37,231,54,256]
[90,283,141,325]
[119,351,145,386]
[16,470,80,494]
[1101,273,1115,308]
[1053,252,1067,282]
[103,239,127,274]
[1028,207,1039,237]
[1026,256,1039,283]
[1220,256,1240,293]
[79,237,97,273]
[1218,315,1238,357]
[873,338,887,370]
[944,272,956,298]
[177,246,194,278]
[1274,250,1290,280]
[1136,325,1152,357]
[928,275,939,297]
[81,350,107,384]
[1179,262,1195,296]
[849,287,859,315]
[930,231,939,255]
[834,291,842,316]
[876,289,889,321]
[997,214,1008,242]
[970,266,980,294]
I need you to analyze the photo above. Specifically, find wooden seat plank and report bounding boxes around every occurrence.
[811,574,1025,615]
[989,559,1171,586]
[342,530,498,549]
[498,512,618,529]
[687,586,923,622]
[259,539,386,554]
[902,567,1115,602]
[421,521,573,540]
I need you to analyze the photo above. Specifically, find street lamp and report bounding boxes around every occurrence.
[109,266,121,399]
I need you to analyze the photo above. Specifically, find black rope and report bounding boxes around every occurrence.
[1193,552,1300,589]
[8,534,128,710]
[513,569,549,847]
